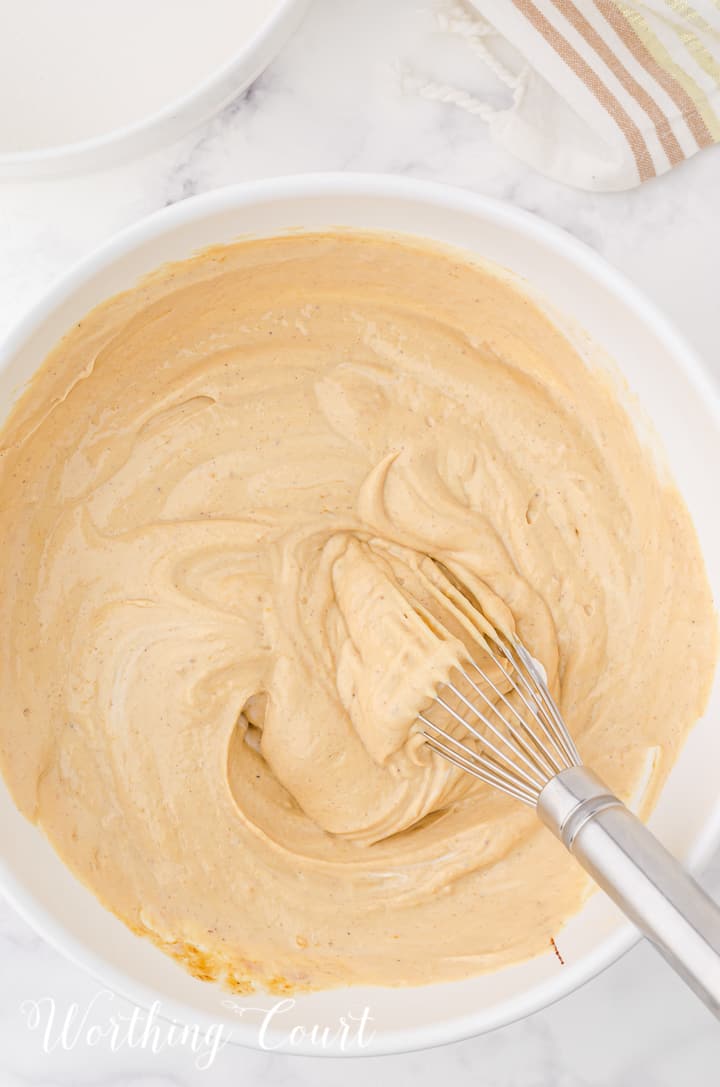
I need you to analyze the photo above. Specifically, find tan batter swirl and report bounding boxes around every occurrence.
[0,232,715,991]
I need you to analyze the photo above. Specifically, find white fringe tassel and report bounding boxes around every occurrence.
[401,1,529,124]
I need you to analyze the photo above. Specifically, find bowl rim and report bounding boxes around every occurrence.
[1,172,719,1057]
[0,0,309,177]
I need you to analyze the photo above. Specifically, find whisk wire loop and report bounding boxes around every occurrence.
[440,681,547,790]
[458,663,560,779]
[512,639,581,765]
[480,638,569,774]
[420,726,538,804]
[419,632,581,806]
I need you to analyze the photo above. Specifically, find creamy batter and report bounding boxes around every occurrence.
[0,232,715,991]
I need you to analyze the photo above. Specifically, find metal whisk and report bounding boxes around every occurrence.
[419,625,720,1019]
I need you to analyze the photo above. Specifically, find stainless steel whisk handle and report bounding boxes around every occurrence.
[538,766,720,1018]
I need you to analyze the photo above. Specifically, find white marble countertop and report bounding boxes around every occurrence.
[1,1,719,1083]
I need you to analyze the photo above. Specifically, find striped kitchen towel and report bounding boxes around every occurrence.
[406,1,720,190]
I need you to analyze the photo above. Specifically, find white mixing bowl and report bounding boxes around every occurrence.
[0,174,718,1056]
[0,0,309,178]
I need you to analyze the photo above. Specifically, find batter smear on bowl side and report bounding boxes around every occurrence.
[0,232,715,992]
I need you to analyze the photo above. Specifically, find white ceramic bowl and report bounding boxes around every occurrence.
[0,0,309,179]
[0,175,718,1056]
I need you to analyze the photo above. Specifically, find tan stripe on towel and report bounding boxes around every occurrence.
[551,0,683,166]
[609,1,718,145]
[513,0,656,180]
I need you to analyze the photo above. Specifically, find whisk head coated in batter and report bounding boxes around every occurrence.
[417,615,720,1019]
[418,630,581,807]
